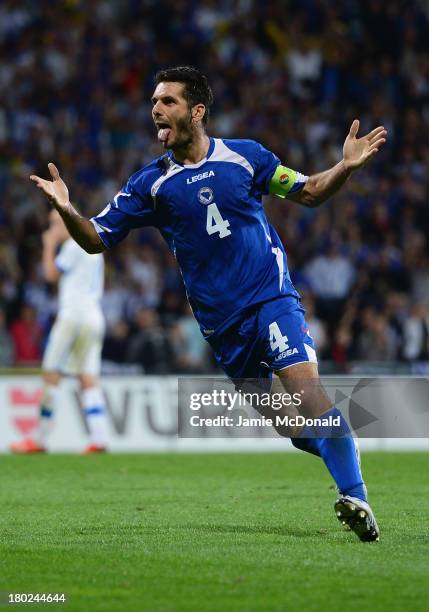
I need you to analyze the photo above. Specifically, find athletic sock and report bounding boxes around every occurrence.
[81,387,108,447]
[37,383,60,445]
[293,407,367,502]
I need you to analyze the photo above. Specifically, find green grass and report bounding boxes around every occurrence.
[0,452,428,611]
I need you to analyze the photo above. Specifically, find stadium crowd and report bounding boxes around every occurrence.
[1,0,429,373]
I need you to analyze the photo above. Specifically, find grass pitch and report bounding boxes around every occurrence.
[1,452,428,611]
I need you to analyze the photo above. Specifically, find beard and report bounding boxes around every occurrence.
[170,111,195,149]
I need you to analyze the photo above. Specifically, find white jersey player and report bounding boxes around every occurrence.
[11,210,108,454]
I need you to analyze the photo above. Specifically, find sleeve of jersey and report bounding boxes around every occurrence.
[268,164,309,198]
[90,175,156,249]
[55,241,76,273]
[252,142,282,195]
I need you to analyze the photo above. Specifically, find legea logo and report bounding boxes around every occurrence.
[187,170,215,184]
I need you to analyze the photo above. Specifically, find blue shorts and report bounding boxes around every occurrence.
[207,298,317,382]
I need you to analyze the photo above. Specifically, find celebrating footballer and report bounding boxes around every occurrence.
[30,66,387,542]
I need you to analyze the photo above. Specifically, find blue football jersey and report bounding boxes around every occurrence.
[91,138,307,336]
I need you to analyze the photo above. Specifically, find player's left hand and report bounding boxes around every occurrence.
[343,120,387,171]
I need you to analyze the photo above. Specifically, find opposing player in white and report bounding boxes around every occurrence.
[10,211,108,454]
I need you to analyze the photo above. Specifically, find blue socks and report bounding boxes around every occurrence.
[291,407,367,502]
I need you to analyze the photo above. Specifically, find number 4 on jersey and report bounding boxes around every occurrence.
[206,203,231,239]
[269,321,289,353]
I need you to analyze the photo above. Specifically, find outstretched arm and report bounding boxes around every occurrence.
[287,120,387,207]
[30,163,105,254]
[41,229,62,283]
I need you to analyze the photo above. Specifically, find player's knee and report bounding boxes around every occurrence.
[298,387,332,418]
[79,374,97,389]
[42,371,61,386]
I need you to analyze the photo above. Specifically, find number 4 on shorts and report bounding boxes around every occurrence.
[269,321,289,353]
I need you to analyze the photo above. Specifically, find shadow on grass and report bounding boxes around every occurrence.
[387,533,429,545]
[177,524,323,538]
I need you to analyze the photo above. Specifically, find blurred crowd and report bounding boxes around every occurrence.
[1,0,429,373]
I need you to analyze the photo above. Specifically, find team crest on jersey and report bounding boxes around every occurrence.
[279,173,289,184]
[198,186,214,205]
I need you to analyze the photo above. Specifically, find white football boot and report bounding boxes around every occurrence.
[334,496,380,542]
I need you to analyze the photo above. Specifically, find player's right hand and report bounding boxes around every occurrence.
[30,163,70,211]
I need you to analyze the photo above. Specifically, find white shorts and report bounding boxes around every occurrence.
[42,317,105,376]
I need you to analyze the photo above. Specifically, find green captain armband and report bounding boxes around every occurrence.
[269,165,298,198]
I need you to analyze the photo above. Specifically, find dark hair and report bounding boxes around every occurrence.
[154,66,213,126]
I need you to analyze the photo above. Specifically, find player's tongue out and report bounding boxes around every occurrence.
[158,128,171,144]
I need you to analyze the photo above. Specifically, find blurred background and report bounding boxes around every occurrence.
[1,0,429,376]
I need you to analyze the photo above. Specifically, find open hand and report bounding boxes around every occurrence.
[343,120,387,172]
[30,163,70,210]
